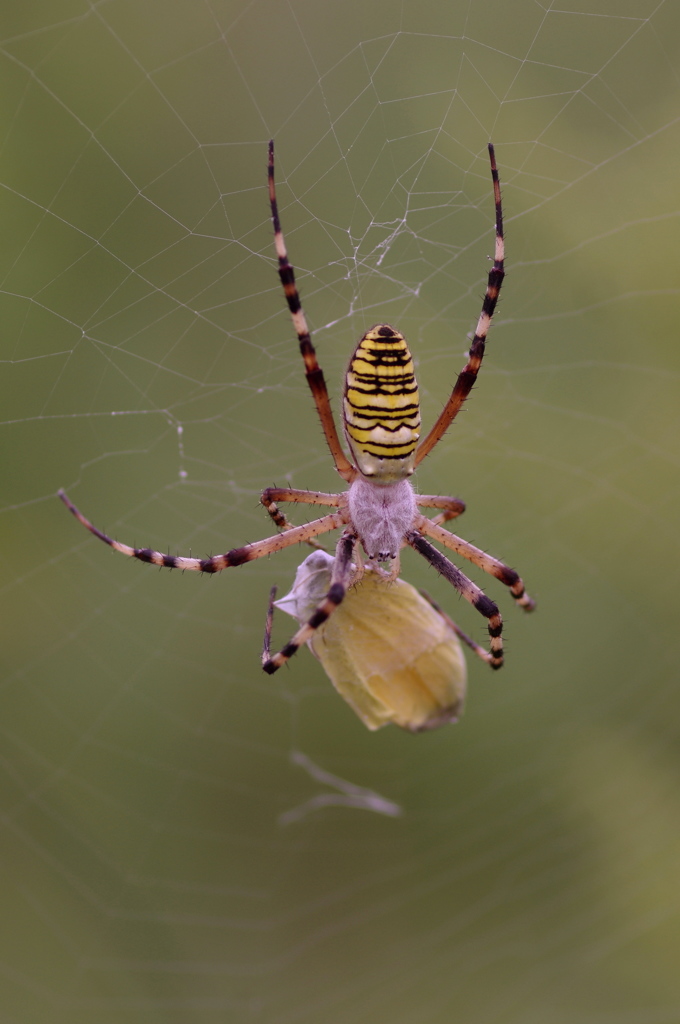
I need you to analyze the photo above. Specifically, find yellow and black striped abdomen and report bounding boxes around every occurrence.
[343,324,421,480]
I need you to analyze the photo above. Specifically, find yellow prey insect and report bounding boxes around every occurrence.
[60,141,535,675]
[268,550,496,732]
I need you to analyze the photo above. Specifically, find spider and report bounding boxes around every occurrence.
[59,140,535,675]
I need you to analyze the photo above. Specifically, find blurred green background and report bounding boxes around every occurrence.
[2,1,680,1021]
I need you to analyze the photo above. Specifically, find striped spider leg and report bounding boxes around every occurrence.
[262,532,357,674]
[413,143,505,466]
[59,141,534,688]
[58,488,347,572]
[268,141,355,485]
[417,590,497,668]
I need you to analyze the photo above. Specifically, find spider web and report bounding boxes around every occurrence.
[2,1,680,1021]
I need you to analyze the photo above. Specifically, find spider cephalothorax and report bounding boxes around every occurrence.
[60,140,534,678]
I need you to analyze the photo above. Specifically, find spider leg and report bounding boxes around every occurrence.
[415,144,504,466]
[260,488,344,550]
[262,530,356,674]
[262,584,278,663]
[415,513,535,611]
[59,489,346,573]
[406,529,504,669]
[268,141,355,483]
[418,589,495,666]
[260,487,342,529]
[417,494,466,527]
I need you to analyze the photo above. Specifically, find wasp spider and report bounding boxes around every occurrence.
[60,141,534,675]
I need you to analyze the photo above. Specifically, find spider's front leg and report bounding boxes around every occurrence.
[415,514,536,612]
[262,530,356,674]
[418,590,496,667]
[406,529,505,669]
[58,488,346,573]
